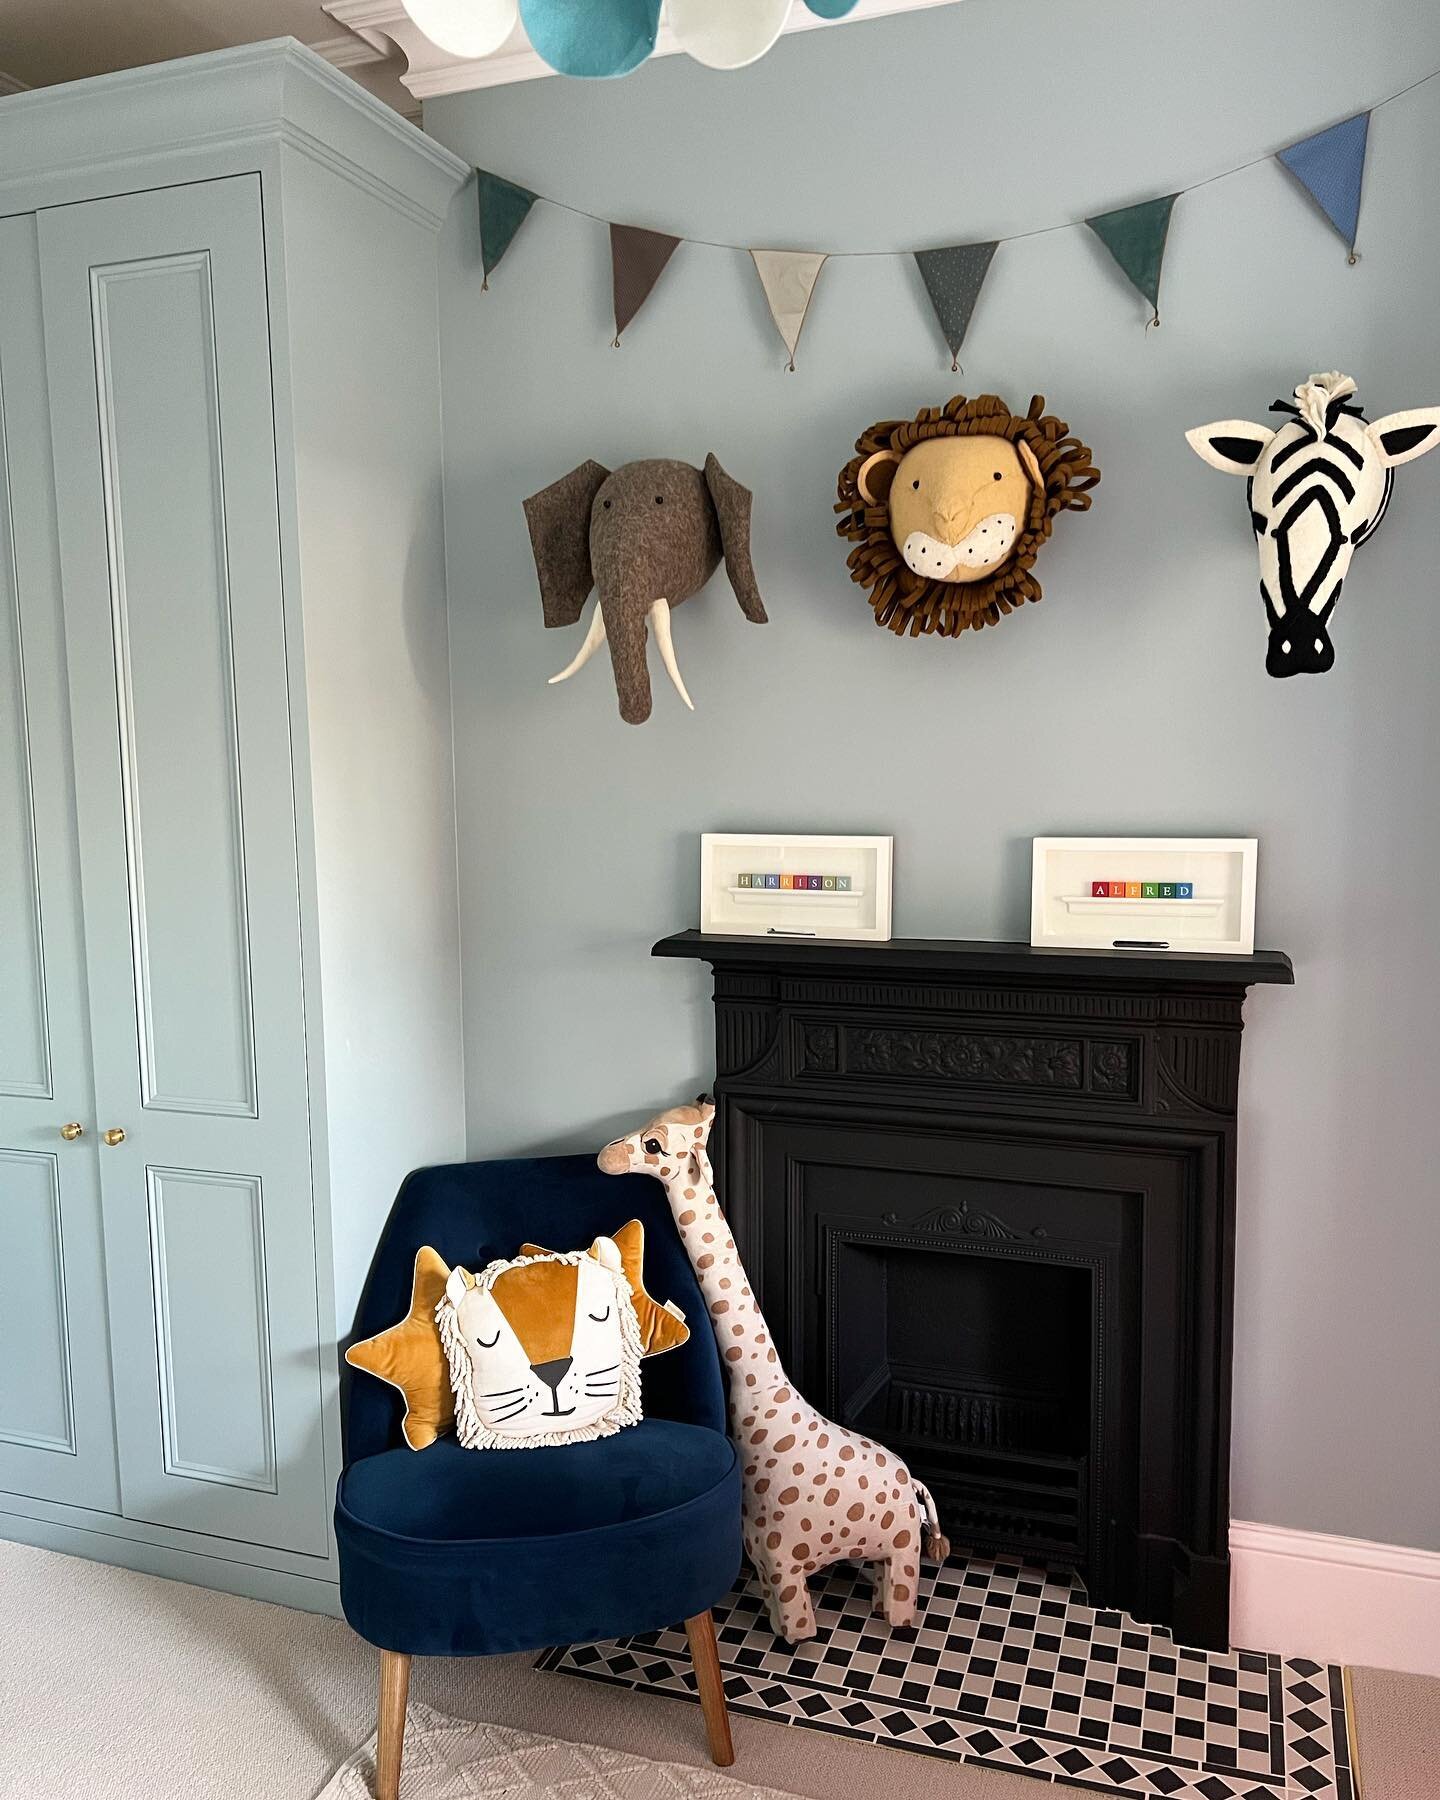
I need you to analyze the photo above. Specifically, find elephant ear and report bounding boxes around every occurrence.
[703,453,767,623]
[523,460,610,628]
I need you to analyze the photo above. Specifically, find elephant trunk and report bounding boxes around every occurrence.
[606,600,653,725]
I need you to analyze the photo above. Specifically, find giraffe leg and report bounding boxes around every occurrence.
[773,1568,817,1643]
[879,1549,920,1629]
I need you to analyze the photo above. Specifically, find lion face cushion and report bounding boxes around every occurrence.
[438,1238,645,1449]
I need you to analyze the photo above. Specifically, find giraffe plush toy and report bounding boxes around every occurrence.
[598,1100,949,1643]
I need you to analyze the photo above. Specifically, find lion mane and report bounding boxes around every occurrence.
[835,393,1100,637]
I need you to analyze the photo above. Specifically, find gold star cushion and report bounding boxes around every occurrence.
[344,1245,455,1450]
[521,1218,690,1358]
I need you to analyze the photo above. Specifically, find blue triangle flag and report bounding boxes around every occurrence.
[1277,111,1370,255]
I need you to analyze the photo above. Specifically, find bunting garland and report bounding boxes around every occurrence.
[1276,111,1371,260]
[611,222,681,343]
[471,67,1433,355]
[750,250,828,368]
[913,242,999,372]
[1085,195,1178,326]
[477,171,538,289]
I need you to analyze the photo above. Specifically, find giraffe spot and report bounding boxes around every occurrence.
[765,1408,777,1419]
[846,1503,865,1521]
[876,1454,887,1469]
[881,1511,895,1529]
[896,1468,908,1484]
[775,1388,791,1403]
[725,1347,742,1361]
[766,1349,776,1362]
[778,1486,799,1505]
[678,1209,696,1226]
[858,1476,868,1490]
[755,1479,770,1494]
[752,1429,766,1443]
[817,1434,829,1449]
[719,1278,732,1290]
[702,1232,714,1243]
[684,1188,696,1200]
[894,1529,912,1548]
[732,1324,744,1336]
[824,1488,839,1506]
[893,1584,910,1601]
[699,1254,715,1269]
[765,1457,776,1468]
[744,1464,756,1477]
[744,1373,756,1386]
[766,1533,781,1550]
[839,1446,855,1461]
[821,1532,833,1545]
[780,1586,797,1602]
[774,1435,795,1452]
[794,1543,810,1558]
[713,1301,729,1314]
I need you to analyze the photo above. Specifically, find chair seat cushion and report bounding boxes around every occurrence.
[335,1420,741,1657]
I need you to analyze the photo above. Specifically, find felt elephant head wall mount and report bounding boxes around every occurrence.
[1187,371,1440,677]
[835,392,1100,639]
[523,454,767,724]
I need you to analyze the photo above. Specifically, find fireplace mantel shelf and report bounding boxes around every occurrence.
[654,929,1293,989]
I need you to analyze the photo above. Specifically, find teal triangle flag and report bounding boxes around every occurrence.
[477,171,538,287]
[1277,111,1370,254]
[913,242,998,370]
[1086,193,1178,322]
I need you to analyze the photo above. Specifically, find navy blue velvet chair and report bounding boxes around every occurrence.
[335,1155,743,1799]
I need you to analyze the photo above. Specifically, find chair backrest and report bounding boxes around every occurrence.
[343,1153,727,1463]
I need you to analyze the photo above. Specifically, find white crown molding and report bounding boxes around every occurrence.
[308,31,390,73]
[323,0,967,99]
[0,40,467,227]
[1230,1519,1440,1678]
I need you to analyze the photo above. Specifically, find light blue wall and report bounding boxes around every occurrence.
[427,0,1440,1551]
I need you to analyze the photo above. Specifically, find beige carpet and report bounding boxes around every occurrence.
[1349,1663,1440,1799]
[320,1703,808,1798]
[0,1540,1069,1800]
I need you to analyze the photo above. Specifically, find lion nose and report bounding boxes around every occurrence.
[531,1356,572,1395]
[935,507,969,540]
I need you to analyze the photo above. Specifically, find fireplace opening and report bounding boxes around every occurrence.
[832,1242,1093,1560]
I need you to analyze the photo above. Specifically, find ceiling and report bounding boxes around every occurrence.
[0,0,412,110]
[0,0,961,112]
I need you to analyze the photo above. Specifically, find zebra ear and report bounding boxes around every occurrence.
[1366,408,1440,468]
[1185,421,1273,475]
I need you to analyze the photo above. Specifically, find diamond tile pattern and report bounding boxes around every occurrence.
[537,1555,1353,1800]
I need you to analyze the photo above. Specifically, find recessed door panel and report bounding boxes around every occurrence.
[0,537,49,1100]
[148,1168,275,1490]
[0,1151,74,1454]
[0,214,120,1515]
[90,254,257,1117]
[40,178,328,1557]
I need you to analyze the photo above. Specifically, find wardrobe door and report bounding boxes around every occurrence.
[0,217,121,1515]
[38,177,329,1557]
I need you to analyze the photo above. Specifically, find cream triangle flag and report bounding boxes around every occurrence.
[750,249,828,369]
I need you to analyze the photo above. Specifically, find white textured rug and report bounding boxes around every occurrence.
[319,1702,805,1799]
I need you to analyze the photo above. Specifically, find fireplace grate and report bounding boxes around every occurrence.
[886,1377,1063,1453]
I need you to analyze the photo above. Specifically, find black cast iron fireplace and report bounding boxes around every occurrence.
[654,931,1293,1651]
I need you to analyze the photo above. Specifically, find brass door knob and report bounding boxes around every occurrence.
[102,1128,126,1147]
[60,1122,84,1141]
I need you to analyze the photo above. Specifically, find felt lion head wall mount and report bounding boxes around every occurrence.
[836,393,1100,638]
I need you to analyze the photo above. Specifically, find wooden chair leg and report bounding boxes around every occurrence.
[684,1610,735,1767]
[375,1648,411,1800]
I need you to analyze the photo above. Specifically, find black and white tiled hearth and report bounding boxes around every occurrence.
[537,1557,1354,1800]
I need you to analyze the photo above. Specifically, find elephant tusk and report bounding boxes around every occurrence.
[548,601,607,685]
[648,598,694,712]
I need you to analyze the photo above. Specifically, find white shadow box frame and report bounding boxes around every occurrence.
[700,833,893,941]
[1031,837,1258,954]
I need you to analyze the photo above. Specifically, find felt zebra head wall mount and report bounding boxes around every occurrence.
[1187,373,1440,677]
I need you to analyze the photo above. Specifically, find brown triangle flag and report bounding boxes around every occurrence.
[611,222,681,344]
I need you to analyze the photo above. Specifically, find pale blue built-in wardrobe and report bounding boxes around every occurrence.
[0,41,467,1611]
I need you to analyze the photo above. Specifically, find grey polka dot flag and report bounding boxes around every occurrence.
[913,241,999,369]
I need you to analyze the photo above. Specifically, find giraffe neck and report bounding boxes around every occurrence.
[663,1158,791,1405]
